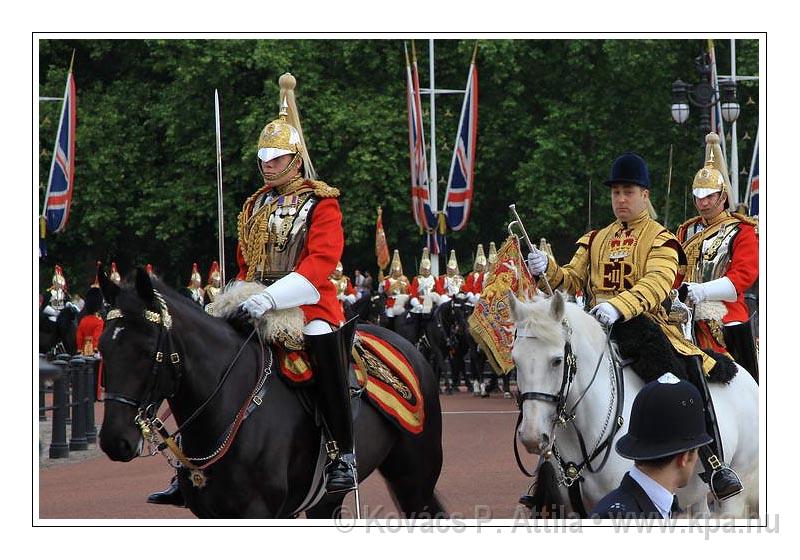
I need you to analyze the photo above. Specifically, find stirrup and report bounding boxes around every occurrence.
[324,454,357,494]
[710,466,744,502]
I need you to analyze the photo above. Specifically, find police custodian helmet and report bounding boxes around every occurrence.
[615,373,713,461]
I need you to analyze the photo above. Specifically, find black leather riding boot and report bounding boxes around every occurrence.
[305,318,359,494]
[687,357,743,502]
[147,471,185,506]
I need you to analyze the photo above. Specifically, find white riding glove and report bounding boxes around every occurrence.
[526,248,549,276]
[590,302,621,327]
[241,291,276,319]
[685,277,737,305]
[412,304,424,313]
[345,294,357,304]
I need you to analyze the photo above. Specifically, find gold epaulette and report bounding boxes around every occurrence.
[310,180,341,198]
[731,212,758,228]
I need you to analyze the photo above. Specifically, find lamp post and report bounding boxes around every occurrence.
[671,49,742,206]
[671,51,740,142]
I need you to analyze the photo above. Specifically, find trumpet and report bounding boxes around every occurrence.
[508,204,553,296]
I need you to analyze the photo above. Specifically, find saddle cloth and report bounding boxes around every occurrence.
[274,329,425,436]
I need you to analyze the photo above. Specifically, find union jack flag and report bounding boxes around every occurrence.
[405,43,432,234]
[443,57,478,231]
[43,71,76,234]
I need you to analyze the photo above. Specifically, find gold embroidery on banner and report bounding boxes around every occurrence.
[354,339,412,400]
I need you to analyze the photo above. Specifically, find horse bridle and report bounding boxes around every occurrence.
[103,291,183,418]
[102,290,267,488]
[513,320,625,492]
[514,319,578,475]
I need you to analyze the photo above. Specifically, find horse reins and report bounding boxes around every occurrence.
[513,319,626,513]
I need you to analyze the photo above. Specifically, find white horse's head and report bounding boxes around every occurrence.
[510,290,605,455]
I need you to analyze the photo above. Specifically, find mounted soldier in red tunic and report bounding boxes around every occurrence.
[676,133,759,383]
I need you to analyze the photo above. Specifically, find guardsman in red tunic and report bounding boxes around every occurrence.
[381,250,410,323]
[43,265,68,322]
[235,73,356,495]
[463,244,488,305]
[434,250,464,302]
[409,247,438,314]
[76,287,105,356]
[676,133,759,383]
[330,261,357,316]
[148,73,355,506]
[182,263,205,307]
[204,261,222,307]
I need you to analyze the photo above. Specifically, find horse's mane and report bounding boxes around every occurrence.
[514,295,605,348]
[116,279,226,333]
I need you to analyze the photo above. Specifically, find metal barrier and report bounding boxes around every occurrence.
[39,353,101,459]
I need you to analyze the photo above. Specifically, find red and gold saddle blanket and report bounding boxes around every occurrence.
[274,330,425,436]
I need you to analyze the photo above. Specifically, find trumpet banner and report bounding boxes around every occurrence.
[468,235,534,374]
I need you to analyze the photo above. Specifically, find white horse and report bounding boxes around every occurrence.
[510,291,759,518]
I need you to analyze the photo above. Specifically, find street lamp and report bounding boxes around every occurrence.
[670,51,740,139]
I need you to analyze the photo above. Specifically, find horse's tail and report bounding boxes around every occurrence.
[531,460,566,518]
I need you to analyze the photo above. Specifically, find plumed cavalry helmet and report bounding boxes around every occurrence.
[333,261,344,278]
[692,132,734,208]
[487,242,498,265]
[390,250,404,277]
[616,373,712,460]
[109,262,121,285]
[207,261,221,287]
[257,73,316,181]
[189,263,202,287]
[51,264,67,291]
[474,244,487,271]
[604,152,651,189]
[446,250,459,275]
[419,247,431,276]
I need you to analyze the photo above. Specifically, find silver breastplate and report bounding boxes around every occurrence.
[696,223,738,283]
[252,192,317,280]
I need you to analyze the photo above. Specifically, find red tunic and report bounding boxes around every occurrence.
[463,271,485,295]
[76,314,104,354]
[235,197,345,327]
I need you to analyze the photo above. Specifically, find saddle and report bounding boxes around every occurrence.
[274,329,426,436]
[612,314,737,384]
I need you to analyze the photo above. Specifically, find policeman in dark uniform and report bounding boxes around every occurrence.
[591,373,712,519]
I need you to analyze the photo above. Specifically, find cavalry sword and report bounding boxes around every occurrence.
[508,204,553,296]
[215,89,227,286]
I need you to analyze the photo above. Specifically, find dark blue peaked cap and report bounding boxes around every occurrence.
[604,152,651,189]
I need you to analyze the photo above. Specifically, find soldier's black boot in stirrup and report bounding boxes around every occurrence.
[146,474,185,506]
[688,357,743,501]
[305,318,359,494]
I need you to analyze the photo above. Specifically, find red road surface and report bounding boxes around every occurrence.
[38,389,536,520]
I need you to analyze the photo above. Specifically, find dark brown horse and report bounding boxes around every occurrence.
[97,268,445,518]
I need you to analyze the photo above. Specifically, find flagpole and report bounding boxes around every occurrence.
[215,89,226,286]
[428,39,439,277]
[41,59,74,219]
[729,39,740,207]
[664,144,673,229]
